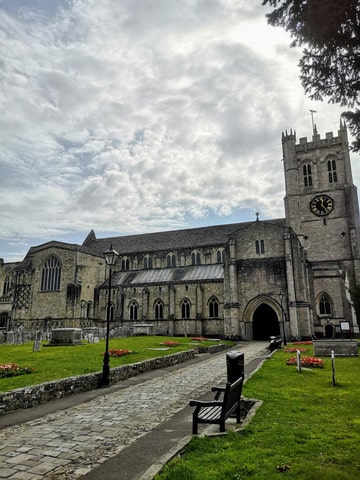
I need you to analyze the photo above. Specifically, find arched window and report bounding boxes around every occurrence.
[106,302,114,321]
[143,255,152,269]
[80,300,87,319]
[154,299,164,319]
[255,240,265,254]
[209,296,219,318]
[87,302,92,319]
[303,163,312,187]
[121,257,130,270]
[41,256,61,291]
[319,294,332,315]
[327,159,337,183]
[3,274,12,295]
[167,253,176,267]
[181,298,191,319]
[216,249,224,263]
[191,251,201,265]
[129,300,138,320]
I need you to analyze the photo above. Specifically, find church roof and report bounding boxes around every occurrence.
[84,218,286,256]
[112,264,224,286]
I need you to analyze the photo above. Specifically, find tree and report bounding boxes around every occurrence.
[262,0,360,151]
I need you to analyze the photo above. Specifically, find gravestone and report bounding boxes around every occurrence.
[33,330,41,352]
[82,327,100,342]
[17,326,25,344]
[6,331,14,345]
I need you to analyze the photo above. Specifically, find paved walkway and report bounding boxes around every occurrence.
[0,342,268,479]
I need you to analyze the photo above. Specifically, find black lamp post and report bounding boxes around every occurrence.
[101,244,119,387]
[278,292,287,346]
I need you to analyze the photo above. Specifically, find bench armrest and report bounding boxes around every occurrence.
[211,386,226,393]
[189,400,223,408]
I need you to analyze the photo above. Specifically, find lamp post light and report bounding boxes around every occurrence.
[101,244,119,387]
[278,292,287,346]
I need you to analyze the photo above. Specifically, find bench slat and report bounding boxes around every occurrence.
[189,376,243,435]
[198,406,222,421]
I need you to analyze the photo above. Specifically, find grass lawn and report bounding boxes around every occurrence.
[0,336,234,392]
[156,343,360,480]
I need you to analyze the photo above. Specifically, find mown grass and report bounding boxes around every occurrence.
[157,343,360,480]
[0,336,234,392]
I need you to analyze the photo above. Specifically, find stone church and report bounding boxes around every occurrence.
[1,121,359,341]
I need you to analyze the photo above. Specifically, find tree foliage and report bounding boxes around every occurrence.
[262,0,360,151]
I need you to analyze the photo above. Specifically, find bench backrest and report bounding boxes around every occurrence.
[222,376,243,417]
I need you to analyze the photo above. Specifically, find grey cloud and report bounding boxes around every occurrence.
[0,0,350,262]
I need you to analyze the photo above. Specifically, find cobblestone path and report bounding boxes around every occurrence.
[0,342,267,479]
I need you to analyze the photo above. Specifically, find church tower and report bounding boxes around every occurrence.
[282,121,360,336]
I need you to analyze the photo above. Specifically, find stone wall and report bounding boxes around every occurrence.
[313,340,359,356]
[0,345,228,415]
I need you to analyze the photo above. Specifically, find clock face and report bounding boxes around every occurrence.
[310,195,334,216]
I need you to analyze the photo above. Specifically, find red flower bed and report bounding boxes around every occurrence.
[286,356,324,368]
[291,341,313,345]
[106,349,132,358]
[191,336,208,342]
[0,363,35,378]
[160,341,180,347]
[284,347,308,353]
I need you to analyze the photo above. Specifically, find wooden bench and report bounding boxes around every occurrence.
[189,376,243,435]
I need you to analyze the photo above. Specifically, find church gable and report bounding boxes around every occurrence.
[230,221,288,260]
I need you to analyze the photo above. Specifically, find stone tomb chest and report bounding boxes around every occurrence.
[50,328,82,346]
[313,340,359,357]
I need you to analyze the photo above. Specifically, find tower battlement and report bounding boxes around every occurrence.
[283,121,348,153]
[282,129,296,141]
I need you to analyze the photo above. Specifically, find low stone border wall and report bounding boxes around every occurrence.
[313,340,359,356]
[0,344,229,415]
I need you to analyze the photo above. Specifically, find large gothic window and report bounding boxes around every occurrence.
[154,299,164,319]
[181,298,191,319]
[327,159,337,183]
[303,163,312,187]
[209,296,219,318]
[319,294,332,315]
[41,256,61,291]
[3,274,12,295]
[129,300,138,320]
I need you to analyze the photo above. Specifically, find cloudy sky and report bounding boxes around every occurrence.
[0,0,357,262]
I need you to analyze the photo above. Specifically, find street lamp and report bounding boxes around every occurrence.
[101,244,119,387]
[278,292,287,346]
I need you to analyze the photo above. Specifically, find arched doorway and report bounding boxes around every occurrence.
[253,303,280,340]
[325,323,334,338]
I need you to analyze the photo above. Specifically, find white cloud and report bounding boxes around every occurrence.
[0,0,355,262]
